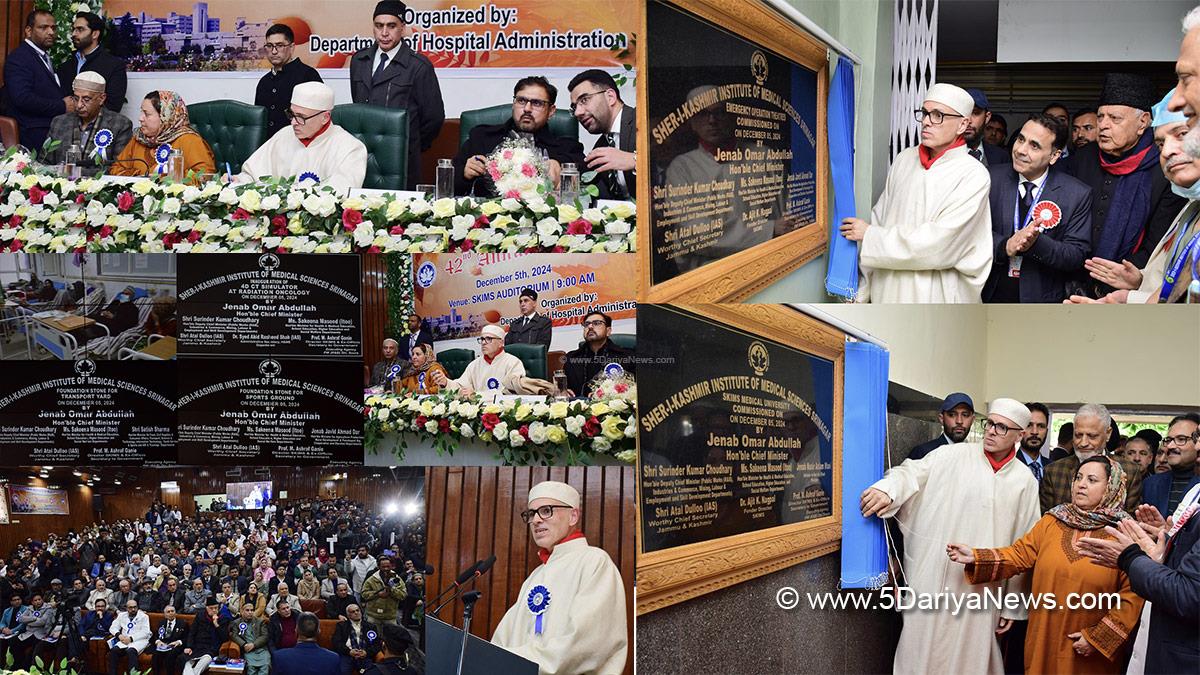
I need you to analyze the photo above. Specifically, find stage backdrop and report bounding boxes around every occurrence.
[413,253,637,348]
[9,485,70,515]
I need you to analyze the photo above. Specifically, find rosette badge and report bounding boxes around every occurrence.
[603,363,624,378]
[526,584,551,634]
[1032,201,1062,230]
[155,143,173,174]
[298,171,321,185]
[93,128,113,157]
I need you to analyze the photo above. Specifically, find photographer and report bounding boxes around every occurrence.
[360,558,406,626]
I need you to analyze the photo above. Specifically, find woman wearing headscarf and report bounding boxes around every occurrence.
[398,342,449,394]
[948,456,1145,673]
[109,90,215,178]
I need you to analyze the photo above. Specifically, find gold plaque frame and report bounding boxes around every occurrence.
[635,304,845,614]
[636,0,831,302]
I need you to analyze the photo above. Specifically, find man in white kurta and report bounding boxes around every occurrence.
[841,83,993,303]
[433,324,526,395]
[492,481,627,675]
[861,398,1041,674]
[237,81,368,190]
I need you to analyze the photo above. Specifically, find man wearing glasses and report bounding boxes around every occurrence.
[254,23,322,138]
[491,481,627,675]
[1040,403,1144,513]
[839,82,994,303]
[1141,413,1199,517]
[237,82,368,190]
[107,599,150,675]
[568,69,636,200]
[431,324,525,396]
[452,75,587,197]
[43,71,132,175]
[562,310,634,398]
[860,398,1040,674]
[56,11,126,113]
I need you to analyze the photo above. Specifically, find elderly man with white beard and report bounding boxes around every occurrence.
[1070,88,1200,303]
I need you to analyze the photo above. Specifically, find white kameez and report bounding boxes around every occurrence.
[237,124,368,190]
[446,351,526,394]
[491,538,627,675]
[858,144,993,303]
[870,442,1040,674]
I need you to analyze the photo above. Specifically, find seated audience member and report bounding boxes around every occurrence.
[150,604,188,675]
[398,343,449,394]
[268,600,299,652]
[453,76,587,197]
[563,311,635,397]
[43,71,133,174]
[230,602,270,675]
[109,91,216,178]
[181,598,224,675]
[327,582,356,622]
[297,569,321,600]
[80,597,114,638]
[432,324,526,395]
[370,338,408,389]
[333,603,382,675]
[107,598,150,675]
[184,577,211,614]
[266,582,301,617]
[363,622,419,675]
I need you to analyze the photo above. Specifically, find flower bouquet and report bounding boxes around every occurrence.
[486,136,549,202]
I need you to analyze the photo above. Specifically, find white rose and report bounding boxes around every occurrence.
[161,197,181,215]
[565,415,585,435]
[591,437,612,453]
[181,186,202,203]
[604,220,631,236]
[431,198,457,219]
[535,217,560,238]
[42,192,59,208]
[501,197,522,212]
[377,408,391,421]
[260,194,281,211]
[493,422,509,438]
[508,429,526,447]
[217,187,239,205]
[409,199,432,216]
[459,423,475,438]
[528,422,549,445]
[605,201,636,219]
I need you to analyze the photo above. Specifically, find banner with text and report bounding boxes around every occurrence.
[9,486,70,516]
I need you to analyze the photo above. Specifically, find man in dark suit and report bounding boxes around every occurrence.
[504,287,552,348]
[55,12,126,114]
[907,393,974,460]
[272,612,340,675]
[1048,422,1073,463]
[453,76,587,197]
[255,24,323,138]
[331,604,382,674]
[149,605,188,674]
[568,69,636,200]
[400,314,433,361]
[1014,402,1052,481]
[964,89,1010,166]
[983,114,1093,303]
[348,0,445,188]
[1142,414,1200,517]
[3,9,72,151]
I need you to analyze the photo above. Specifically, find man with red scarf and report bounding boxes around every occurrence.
[840,82,994,302]
[1065,73,1187,297]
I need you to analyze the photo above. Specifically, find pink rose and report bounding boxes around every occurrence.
[503,150,514,160]
[116,191,134,212]
[520,163,536,177]
[28,185,46,205]
[505,189,521,199]
[342,208,363,232]
[566,219,592,235]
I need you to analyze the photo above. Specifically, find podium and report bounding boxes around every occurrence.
[426,617,538,675]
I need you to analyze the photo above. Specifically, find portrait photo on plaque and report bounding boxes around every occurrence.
[639,0,828,301]
[177,253,363,358]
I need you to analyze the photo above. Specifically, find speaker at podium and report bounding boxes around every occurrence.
[427,616,538,675]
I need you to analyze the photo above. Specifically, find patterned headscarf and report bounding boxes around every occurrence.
[134,90,195,147]
[1049,456,1131,530]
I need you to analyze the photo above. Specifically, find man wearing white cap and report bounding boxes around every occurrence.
[43,70,133,175]
[840,82,994,302]
[237,82,368,190]
[431,324,526,396]
[491,481,627,675]
[860,397,1040,674]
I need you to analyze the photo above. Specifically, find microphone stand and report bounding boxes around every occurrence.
[455,590,481,675]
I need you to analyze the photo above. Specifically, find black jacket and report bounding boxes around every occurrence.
[453,118,587,197]
[590,104,637,200]
[400,327,434,361]
[504,313,552,348]
[136,590,162,613]
[332,619,382,660]
[184,612,225,657]
[255,59,323,139]
[349,43,445,189]
[906,435,948,461]
[564,339,635,396]
[268,611,299,652]
[983,165,1093,303]
[3,41,68,150]
[160,588,187,613]
[153,616,188,648]
[55,46,127,113]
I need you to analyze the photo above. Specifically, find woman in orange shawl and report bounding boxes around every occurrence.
[110,90,215,178]
[948,456,1144,673]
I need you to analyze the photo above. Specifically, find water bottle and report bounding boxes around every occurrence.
[64,144,82,180]
[169,148,185,182]
[435,159,454,199]
[553,369,569,399]
[559,163,580,205]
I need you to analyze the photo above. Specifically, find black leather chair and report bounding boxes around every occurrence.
[436,348,475,380]
[505,343,548,380]
[187,100,268,174]
[331,103,408,191]
[458,105,579,148]
[609,333,636,351]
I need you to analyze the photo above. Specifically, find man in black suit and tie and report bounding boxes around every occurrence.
[983,114,1093,303]
[1014,402,1052,481]
[568,69,636,200]
[55,12,127,114]
[3,9,73,151]
[504,287,552,348]
[907,392,974,460]
[149,605,188,674]
[400,314,433,361]
[964,89,1010,166]
[348,1,445,188]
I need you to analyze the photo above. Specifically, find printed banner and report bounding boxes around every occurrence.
[412,252,636,339]
[103,0,636,71]
[0,485,9,524]
[9,486,70,515]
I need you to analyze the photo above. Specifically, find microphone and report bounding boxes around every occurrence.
[434,553,496,617]
[470,555,496,581]
[429,559,481,617]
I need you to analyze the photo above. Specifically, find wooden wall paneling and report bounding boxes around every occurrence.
[360,252,390,372]
[1,2,36,89]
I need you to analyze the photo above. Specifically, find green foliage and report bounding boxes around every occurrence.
[34,0,104,67]
[384,253,414,341]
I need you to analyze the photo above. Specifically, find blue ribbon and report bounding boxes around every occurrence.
[93,128,113,159]
[825,56,859,299]
[486,377,500,390]
[418,372,426,392]
[298,171,320,184]
[155,143,172,175]
[387,364,401,381]
[526,585,550,635]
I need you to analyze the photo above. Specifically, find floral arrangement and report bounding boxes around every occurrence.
[0,163,636,254]
[364,391,637,466]
[487,137,548,202]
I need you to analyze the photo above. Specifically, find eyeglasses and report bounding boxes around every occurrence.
[582,320,606,328]
[914,108,965,125]
[284,108,324,124]
[263,42,292,52]
[514,96,550,111]
[982,419,1018,435]
[569,88,610,113]
[477,336,501,344]
[1162,434,1196,447]
[519,505,572,523]
[72,94,98,106]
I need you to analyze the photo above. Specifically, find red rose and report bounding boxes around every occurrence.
[230,208,251,221]
[73,245,86,253]
[519,424,530,438]
[75,194,86,204]
[583,416,601,438]
[9,215,23,227]
[277,246,289,254]
[98,224,113,239]
[116,191,134,212]
[552,246,565,253]
[342,208,363,232]
[567,219,592,235]
[473,215,490,228]
[389,225,405,236]
[8,239,23,252]
[438,419,450,433]
[481,413,501,431]
[187,230,202,243]
[161,232,181,248]
[415,415,428,428]
[364,407,372,417]
[28,185,46,205]
[271,214,287,228]
[615,383,628,394]
[458,238,474,252]
[366,245,381,254]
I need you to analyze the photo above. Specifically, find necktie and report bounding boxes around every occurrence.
[372,53,390,83]
[970,147,983,162]
[602,133,625,198]
[523,317,528,327]
[1030,461,1042,482]
[75,52,85,74]
[350,627,360,649]
[1019,181,1035,227]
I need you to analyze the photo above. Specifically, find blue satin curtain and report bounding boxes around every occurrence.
[825,55,859,299]
[839,340,889,588]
